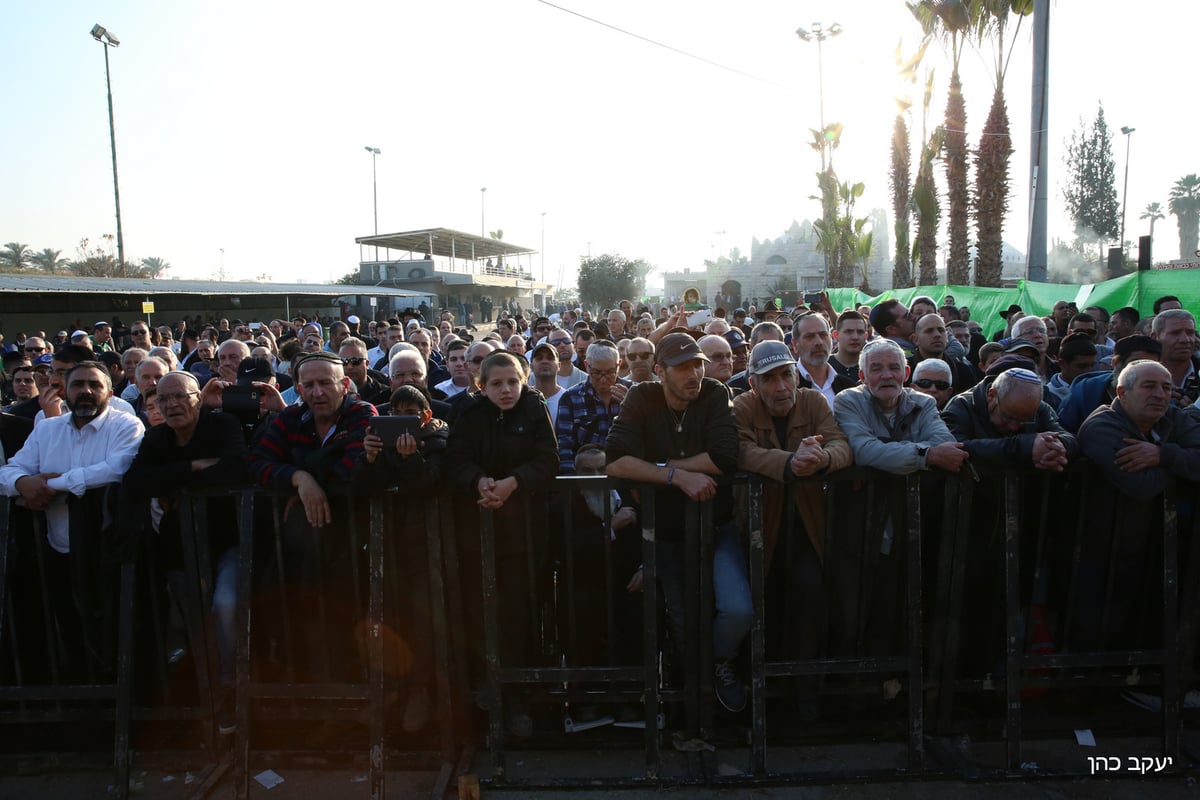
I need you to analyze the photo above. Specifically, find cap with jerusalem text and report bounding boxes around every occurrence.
[236,357,274,386]
[747,340,796,376]
[655,332,709,367]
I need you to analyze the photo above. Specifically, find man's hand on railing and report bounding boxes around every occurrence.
[672,469,717,502]
[1115,437,1159,473]
[926,442,970,473]
[292,470,331,527]
[15,472,61,511]
[1032,432,1069,472]
[791,435,828,476]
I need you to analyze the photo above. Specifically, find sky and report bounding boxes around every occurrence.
[3,1,1198,292]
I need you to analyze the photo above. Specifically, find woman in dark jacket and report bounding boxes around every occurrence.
[443,350,558,737]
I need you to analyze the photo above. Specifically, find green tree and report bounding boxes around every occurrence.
[1062,104,1120,263]
[1140,201,1165,242]
[140,256,170,277]
[69,236,156,278]
[814,179,872,290]
[1168,175,1200,260]
[0,242,33,271]
[972,0,1031,287]
[576,254,651,309]
[31,247,68,273]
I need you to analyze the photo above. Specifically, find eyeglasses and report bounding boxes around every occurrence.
[342,357,367,366]
[469,356,487,365]
[912,379,951,391]
[157,391,200,405]
[707,353,733,362]
[626,352,653,361]
[131,329,149,335]
[24,346,45,353]
[588,367,618,379]
[549,339,571,346]
[536,326,551,333]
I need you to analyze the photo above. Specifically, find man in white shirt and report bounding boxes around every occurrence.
[791,313,851,410]
[3,360,145,553]
[529,342,565,423]
[434,340,473,398]
[546,329,587,390]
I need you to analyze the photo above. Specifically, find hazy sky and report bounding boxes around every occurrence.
[4,1,1196,289]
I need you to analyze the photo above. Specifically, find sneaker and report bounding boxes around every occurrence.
[506,700,533,738]
[402,687,430,733]
[714,660,746,713]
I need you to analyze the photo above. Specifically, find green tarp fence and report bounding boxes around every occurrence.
[825,270,1200,339]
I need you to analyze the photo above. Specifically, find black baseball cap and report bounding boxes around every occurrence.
[656,332,709,367]
[236,357,274,386]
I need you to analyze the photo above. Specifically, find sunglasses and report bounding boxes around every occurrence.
[342,357,367,366]
[912,379,951,391]
[24,346,45,352]
[626,352,653,361]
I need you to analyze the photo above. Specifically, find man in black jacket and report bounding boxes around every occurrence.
[606,333,750,713]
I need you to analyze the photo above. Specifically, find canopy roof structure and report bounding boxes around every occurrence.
[355,228,535,262]
[0,275,424,298]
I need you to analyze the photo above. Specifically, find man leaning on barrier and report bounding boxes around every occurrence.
[0,360,145,677]
[832,339,965,660]
[1075,360,1200,648]
[247,351,377,670]
[605,332,752,713]
[121,370,248,733]
[734,339,852,718]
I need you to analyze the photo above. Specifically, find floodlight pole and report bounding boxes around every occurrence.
[364,146,381,235]
[1119,126,1135,257]
[796,22,842,174]
[92,25,125,268]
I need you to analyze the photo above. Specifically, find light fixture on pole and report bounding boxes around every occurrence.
[1119,126,1135,256]
[90,24,125,268]
[364,146,381,235]
[480,187,487,238]
[540,211,546,283]
[795,21,842,173]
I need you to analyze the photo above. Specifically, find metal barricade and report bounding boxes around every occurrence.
[928,464,1194,774]
[221,486,464,800]
[0,487,135,799]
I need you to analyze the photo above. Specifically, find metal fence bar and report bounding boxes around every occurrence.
[367,495,386,800]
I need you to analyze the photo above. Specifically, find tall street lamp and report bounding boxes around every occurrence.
[480,187,487,237]
[364,146,381,235]
[91,24,125,268]
[540,211,546,283]
[1119,126,1135,256]
[795,21,842,173]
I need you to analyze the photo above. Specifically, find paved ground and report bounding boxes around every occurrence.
[3,734,1198,800]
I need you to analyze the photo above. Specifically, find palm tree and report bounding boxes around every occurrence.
[911,69,942,286]
[0,242,33,271]
[1168,174,1200,260]
[910,0,980,285]
[972,1,1030,287]
[31,248,68,273]
[891,113,913,288]
[140,256,170,277]
[1140,201,1165,244]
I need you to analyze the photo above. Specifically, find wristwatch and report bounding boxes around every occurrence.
[916,444,929,463]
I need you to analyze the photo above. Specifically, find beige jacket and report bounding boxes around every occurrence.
[733,387,852,567]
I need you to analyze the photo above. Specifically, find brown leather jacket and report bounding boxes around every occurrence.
[733,387,852,567]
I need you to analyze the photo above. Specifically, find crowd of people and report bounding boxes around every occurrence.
[0,290,1197,740]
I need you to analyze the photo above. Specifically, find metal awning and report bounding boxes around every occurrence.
[355,227,535,261]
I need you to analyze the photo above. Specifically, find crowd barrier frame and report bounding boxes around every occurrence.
[0,465,1196,795]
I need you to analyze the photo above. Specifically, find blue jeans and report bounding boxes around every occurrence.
[167,545,239,687]
[656,522,753,663]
